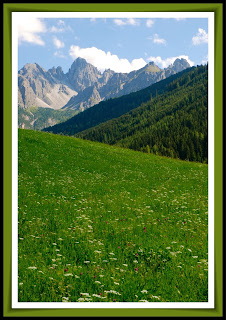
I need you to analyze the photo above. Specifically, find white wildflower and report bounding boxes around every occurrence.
[139,299,149,302]
[105,290,121,295]
[62,297,69,302]
[77,297,85,301]
[141,290,148,294]
[80,293,90,297]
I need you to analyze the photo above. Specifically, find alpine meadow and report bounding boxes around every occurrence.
[18,130,208,302]
[16,16,209,304]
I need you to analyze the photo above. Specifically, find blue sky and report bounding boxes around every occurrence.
[18,17,208,73]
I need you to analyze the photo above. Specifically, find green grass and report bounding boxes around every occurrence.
[18,129,208,302]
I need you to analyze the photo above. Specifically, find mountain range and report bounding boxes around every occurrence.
[18,57,190,116]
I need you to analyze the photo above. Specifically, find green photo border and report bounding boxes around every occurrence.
[3,3,223,317]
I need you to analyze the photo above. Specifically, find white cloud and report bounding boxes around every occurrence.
[18,18,46,46]
[50,26,65,33]
[147,55,194,69]
[192,28,208,45]
[53,36,65,49]
[50,21,72,33]
[146,19,155,28]
[113,18,140,26]
[69,45,146,73]
[54,51,66,58]
[152,34,167,45]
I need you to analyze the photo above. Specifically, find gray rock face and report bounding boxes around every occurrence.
[62,85,102,111]
[18,63,77,109]
[66,57,103,92]
[170,58,191,73]
[18,57,191,112]
[48,66,65,81]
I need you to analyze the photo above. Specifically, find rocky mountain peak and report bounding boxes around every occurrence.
[48,66,65,81]
[145,61,161,72]
[66,58,102,92]
[172,58,190,72]
[19,62,45,76]
[69,57,91,72]
[148,61,157,66]
[56,66,63,73]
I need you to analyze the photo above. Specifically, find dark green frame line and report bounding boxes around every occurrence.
[3,3,223,317]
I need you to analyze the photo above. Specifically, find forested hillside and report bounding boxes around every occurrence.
[77,65,208,163]
[43,66,196,136]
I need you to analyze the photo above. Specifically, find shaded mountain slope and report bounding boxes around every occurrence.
[76,65,208,163]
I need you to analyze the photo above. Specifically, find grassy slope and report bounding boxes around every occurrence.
[18,129,208,302]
